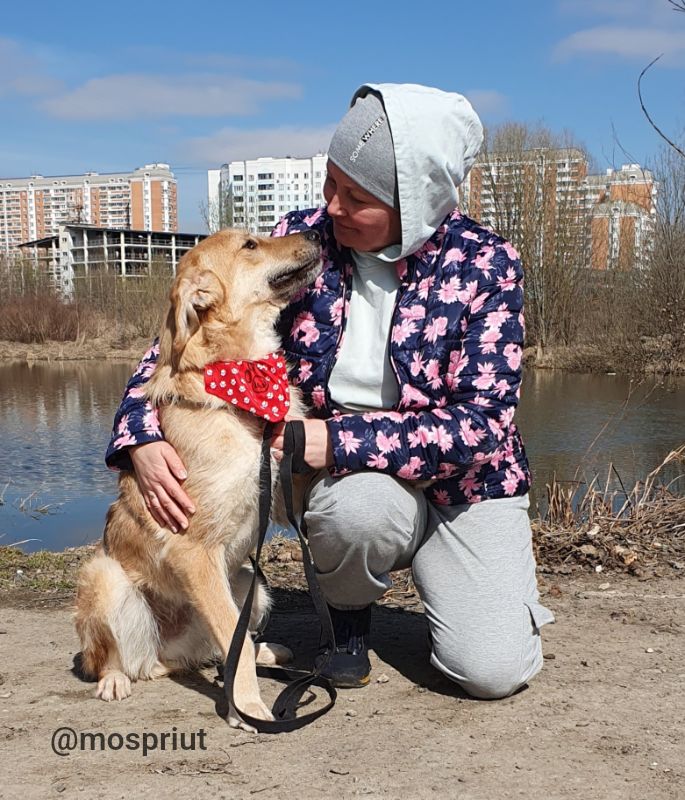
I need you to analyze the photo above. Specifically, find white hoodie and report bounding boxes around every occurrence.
[328,83,483,412]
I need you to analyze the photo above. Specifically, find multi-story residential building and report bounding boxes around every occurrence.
[207,154,327,234]
[0,164,177,254]
[461,150,656,271]
[462,147,589,227]
[582,164,656,270]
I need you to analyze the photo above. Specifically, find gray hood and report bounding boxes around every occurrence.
[348,83,484,261]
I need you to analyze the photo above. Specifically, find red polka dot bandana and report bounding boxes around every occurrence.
[204,351,290,422]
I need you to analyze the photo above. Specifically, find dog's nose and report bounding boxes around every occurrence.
[303,230,320,243]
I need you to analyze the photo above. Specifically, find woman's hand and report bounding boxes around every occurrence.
[129,441,196,533]
[270,418,334,470]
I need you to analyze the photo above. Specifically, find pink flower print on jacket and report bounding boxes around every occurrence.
[296,359,313,385]
[431,424,454,453]
[503,343,522,371]
[399,304,426,321]
[291,311,320,347]
[397,456,426,480]
[423,317,448,343]
[473,362,497,391]
[417,275,435,300]
[376,430,402,454]
[432,489,451,505]
[501,241,519,261]
[443,247,467,266]
[458,418,487,448]
[474,245,495,277]
[311,385,326,409]
[497,266,518,292]
[408,425,432,448]
[502,468,520,496]
[423,359,443,390]
[392,318,418,345]
[457,280,479,305]
[400,384,431,408]
[410,352,426,377]
[338,430,362,455]
[142,408,161,434]
[459,469,482,498]
[330,297,344,327]
[479,327,502,355]
[303,208,324,226]
[366,452,389,469]
[272,216,289,237]
[485,304,512,330]
[116,414,131,437]
[437,276,462,304]
[312,272,326,296]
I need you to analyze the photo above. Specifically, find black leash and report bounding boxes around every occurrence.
[222,420,337,732]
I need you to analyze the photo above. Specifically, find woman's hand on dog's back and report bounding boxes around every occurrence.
[129,442,196,533]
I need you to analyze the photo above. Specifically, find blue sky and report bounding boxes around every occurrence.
[1,0,683,231]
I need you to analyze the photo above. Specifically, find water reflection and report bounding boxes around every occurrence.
[516,371,685,511]
[1,361,683,552]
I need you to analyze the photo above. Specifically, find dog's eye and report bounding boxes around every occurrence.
[242,239,258,250]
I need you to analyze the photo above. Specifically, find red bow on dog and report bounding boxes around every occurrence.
[204,351,290,422]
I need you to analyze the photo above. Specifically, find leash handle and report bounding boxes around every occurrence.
[223,420,337,733]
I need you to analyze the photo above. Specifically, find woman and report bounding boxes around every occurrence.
[106,83,554,698]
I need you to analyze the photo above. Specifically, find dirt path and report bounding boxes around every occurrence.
[1,575,683,800]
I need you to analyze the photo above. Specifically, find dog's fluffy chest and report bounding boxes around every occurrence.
[160,404,266,552]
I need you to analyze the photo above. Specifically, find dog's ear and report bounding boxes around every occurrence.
[171,269,224,364]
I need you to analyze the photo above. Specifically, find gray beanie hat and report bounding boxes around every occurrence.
[327,91,397,208]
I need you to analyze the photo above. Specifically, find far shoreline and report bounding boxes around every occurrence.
[1,338,684,376]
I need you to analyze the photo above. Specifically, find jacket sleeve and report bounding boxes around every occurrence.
[325,244,525,481]
[105,339,163,471]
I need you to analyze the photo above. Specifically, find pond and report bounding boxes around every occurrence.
[1,361,683,552]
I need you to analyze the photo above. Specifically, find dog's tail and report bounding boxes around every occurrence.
[75,553,160,680]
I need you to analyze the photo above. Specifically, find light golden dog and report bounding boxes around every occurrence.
[75,228,322,730]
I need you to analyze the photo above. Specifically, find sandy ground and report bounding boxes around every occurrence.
[0,574,683,800]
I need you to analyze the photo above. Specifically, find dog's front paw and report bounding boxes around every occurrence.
[255,641,293,666]
[228,699,274,732]
[96,671,132,701]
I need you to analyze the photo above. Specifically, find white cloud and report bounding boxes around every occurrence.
[463,90,509,118]
[554,25,685,62]
[182,124,338,166]
[0,37,63,97]
[41,74,301,120]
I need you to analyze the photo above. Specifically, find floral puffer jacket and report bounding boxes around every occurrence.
[106,207,531,506]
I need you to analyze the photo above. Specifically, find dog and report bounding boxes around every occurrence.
[75,227,322,731]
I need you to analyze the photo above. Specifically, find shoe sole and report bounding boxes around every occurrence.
[329,674,371,689]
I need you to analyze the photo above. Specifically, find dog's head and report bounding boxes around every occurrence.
[158,228,322,373]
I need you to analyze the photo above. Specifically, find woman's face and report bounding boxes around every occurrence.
[322,161,401,252]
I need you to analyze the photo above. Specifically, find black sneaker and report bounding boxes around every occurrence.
[315,605,372,688]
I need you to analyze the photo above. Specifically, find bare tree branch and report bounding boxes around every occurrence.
[667,0,685,12]
[638,55,685,159]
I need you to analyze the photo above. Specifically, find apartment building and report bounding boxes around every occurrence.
[462,147,589,226]
[0,164,178,253]
[582,164,656,270]
[461,150,655,270]
[207,154,327,234]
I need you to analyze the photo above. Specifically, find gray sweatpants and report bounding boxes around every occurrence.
[302,469,555,700]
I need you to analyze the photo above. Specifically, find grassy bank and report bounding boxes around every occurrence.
[2,451,684,607]
[2,337,685,377]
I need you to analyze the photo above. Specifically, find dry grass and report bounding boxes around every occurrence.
[533,445,685,575]
[0,258,172,346]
